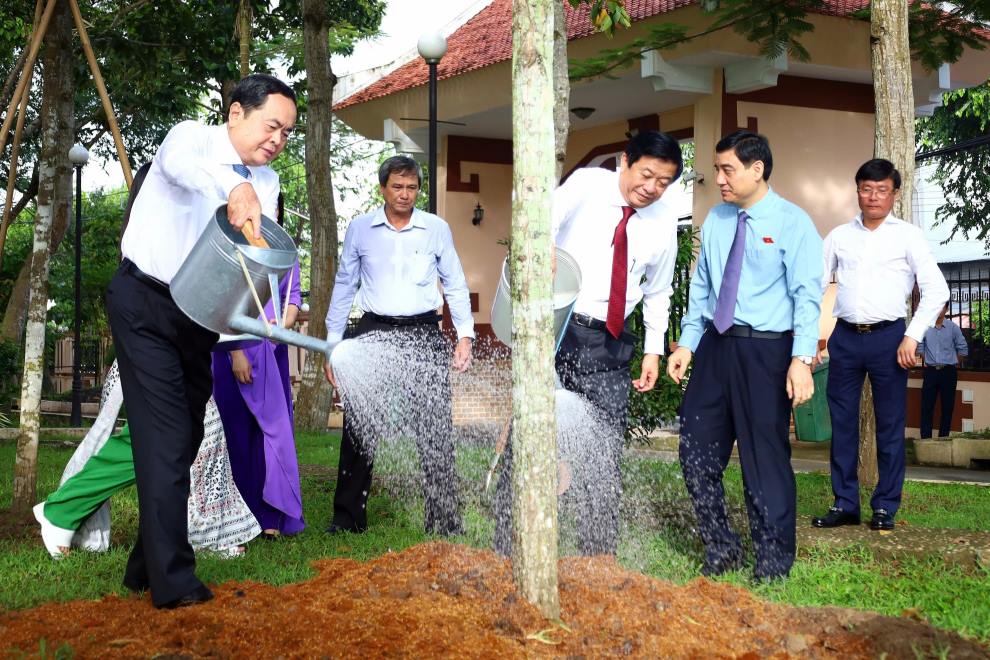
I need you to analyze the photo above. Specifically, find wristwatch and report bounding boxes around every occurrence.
[796,356,813,366]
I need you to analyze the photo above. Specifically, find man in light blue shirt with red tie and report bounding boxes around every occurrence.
[668,131,822,582]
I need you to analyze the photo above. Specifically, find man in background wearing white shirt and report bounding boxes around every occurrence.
[324,155,474,537]
[494,131,683,556]
[813,159,949,532]
[105,74,296,608]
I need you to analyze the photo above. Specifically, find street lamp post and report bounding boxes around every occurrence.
[68,143,89,427]
[417,31,447,214]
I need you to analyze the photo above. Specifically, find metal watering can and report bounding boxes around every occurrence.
[484,246,583,492]
[170,205,335,358]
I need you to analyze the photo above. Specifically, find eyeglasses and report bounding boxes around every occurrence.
[857,187,895,199]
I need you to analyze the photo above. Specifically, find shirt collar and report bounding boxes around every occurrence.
[736,187,778,221]
[214,124,246,168]
[853,211,900,229]
[370,206,427,230]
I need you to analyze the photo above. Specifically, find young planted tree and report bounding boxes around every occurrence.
[855,0,916,489]
[510,0,560,619]
[12,0,73,513]
[295,0,340,430]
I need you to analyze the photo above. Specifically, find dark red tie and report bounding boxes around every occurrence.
[607,206,636,338]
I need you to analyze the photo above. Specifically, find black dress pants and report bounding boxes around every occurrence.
[331,314,460,534]
[105,260,218,607]
[920,365,958,438]
[679,328,795,578]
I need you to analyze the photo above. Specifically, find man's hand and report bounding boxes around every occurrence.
[633,354,660,392]
[897,336,919,370]
[786,358,813,407]
[666,346,693,384]
[452,337,473,372]
[231,350,252,385]
[813,345,824,367]
[227,182,263,240]
[323,360,337,388]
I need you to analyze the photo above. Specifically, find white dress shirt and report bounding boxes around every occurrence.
[552,167,678,355]
[325,206,475,344]
[121,121,280,283]
[823,212,949,341]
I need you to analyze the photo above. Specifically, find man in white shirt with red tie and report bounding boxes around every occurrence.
[105,74,296,608]
[493,131,683,557]
[813,158,949,532]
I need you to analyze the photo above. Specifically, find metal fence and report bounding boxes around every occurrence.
[940,263,990,371]
[46,334,109,397]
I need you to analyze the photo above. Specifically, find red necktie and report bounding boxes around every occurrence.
[606,206,636,338]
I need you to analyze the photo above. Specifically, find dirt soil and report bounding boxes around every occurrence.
[1,542,987,659]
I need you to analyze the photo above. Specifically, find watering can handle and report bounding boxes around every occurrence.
[241,219,270,249]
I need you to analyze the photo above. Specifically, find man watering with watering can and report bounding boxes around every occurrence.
[103,74,296,609]
[494,130,684,556]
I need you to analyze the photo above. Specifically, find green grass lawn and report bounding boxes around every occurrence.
[1,431,988,643]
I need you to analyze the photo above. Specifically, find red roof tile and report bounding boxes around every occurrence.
[335,0,870,110]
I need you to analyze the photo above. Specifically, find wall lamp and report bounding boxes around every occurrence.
[472,202,484,226]
[683,170,705,184]
[570,106,595,120]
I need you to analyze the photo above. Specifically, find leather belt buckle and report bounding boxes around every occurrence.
[854,323,873,334]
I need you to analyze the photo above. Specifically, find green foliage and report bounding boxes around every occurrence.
[625,226,698,443]
[969,300,990,346]
[568,0,632,36]
[916,82,990,249]
[45,188,125,335]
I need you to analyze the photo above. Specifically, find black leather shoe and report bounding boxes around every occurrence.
[811,507,860,528]
[701,551,743,577]
[157,585,214,610]
[869,509,895,531]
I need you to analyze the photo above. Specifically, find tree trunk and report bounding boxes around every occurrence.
[237,0,252,78]
[294,0,339,430]
[510,0,559,620]
[860,0,915,490]
[12,0,73,513]
[552,0,569,181]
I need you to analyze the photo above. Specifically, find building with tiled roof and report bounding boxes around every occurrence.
[332,0,990,430]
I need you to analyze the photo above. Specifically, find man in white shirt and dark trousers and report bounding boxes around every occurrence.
[324,155,474,536]
[918,303,969,439]
[493,131,683,556]
[105,74,296,608]
[814,159,949,532]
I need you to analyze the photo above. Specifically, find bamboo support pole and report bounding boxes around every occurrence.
[68,0,132,188]
[0,84,33,266]
[0,0,56,159]
[0,0,46,266]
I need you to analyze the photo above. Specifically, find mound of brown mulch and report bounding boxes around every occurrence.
[1,542,986,658]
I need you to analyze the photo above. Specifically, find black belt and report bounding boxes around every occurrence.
[570,312,608,331]
[837,318,901,334]
[363,311,442,326]
[121,258,170,296]
[707,322,790,340]
[925,364,956,370]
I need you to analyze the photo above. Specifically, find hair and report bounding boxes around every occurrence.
[855,158,901,189]
[624,130,684,180]
[716,130,773,181]
[229,74,296,114]
[121,161,152,237]
[378,155,423,186]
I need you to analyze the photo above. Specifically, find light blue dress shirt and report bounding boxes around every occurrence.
[679,188,823,358]
[919,319,968,366]
[325,206,475,344]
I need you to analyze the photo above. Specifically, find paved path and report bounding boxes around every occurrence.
[633,436,990,486]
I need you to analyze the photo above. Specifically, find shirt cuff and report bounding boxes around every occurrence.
[904,320,928,343]
[643,329,664,356]
[454,322,475,341]
[678,327,703,353]
[327,331,344,346]
[791,334,818,358]
[216,165,251,199]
